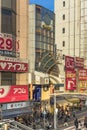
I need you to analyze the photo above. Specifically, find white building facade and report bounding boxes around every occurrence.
[55,0,87,67]
[55,0,80,57]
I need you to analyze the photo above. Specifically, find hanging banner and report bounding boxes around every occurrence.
[66,70,76,90]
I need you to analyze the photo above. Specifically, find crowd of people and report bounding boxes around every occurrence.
[14,102,87,129]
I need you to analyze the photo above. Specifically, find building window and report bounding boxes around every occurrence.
[62,41,65,47]
[63,1,65,7]
[1,9,16,35]
[62,28,65,33]
[1,72,16,85]
[63,14,65,20]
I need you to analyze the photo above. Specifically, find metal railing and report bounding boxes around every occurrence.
[0,119,33,130]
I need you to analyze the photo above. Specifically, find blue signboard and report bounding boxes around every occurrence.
[33,86,41,101]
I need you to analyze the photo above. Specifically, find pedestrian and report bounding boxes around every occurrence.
[84,117,87,128]
[63,116,68,126]
[72,110,76,118]
[78,120,82,130]
[74,118,78,130]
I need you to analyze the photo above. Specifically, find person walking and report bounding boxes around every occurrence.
[74,118,78,130]
[78,120,82,130]
[64,116,68,127]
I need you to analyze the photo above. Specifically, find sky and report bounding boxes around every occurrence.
[29,0,54,12]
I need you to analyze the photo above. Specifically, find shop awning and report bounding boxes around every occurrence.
[56,99,72,106]
[66,97,80,103]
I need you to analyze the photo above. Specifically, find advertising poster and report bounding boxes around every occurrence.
[65,56,75,70]
[66,70,76,90]
[78,69,87,92]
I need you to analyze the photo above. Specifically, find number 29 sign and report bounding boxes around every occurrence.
[0,34,19,52]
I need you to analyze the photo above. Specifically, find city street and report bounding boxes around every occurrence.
[59,109,87,130]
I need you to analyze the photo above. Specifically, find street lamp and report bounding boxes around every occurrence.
[54,94,58,129]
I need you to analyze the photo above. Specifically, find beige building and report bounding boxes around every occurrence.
[16,0,28,85]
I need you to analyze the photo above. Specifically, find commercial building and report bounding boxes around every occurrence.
[54,0,87,93]
[28,4,64,101]
[0,0,30,118]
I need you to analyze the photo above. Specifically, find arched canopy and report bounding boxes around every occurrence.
[38,52,59,77]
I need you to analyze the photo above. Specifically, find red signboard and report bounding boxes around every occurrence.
[78,69,87,80]
[0,85,28,103]
[75,57,84,68]
[65,56,75,70]
[0,60,28,72]
[66,70,76,90]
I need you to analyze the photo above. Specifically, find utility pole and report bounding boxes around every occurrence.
[54,94,57,129]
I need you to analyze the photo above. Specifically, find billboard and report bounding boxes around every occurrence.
[78,69,87,80]
[0,33,19,57]
[75,57,84,68]
[65,56,75,70]
[78,69,87,92]
[0,60,28,72]
[66,70,76,90]
[0,85,28,103]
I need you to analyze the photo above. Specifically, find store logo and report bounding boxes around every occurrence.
[0,62,6,69]
[0,88,4,95]
[0,86,10,98]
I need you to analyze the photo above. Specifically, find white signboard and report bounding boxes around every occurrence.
[7,102,29,109]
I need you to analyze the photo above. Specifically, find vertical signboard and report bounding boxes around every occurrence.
[75,57,84,68]
[78,69,87,92]
[65,56,75,70]
[66,70,76,90]
[65,56,75,90]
